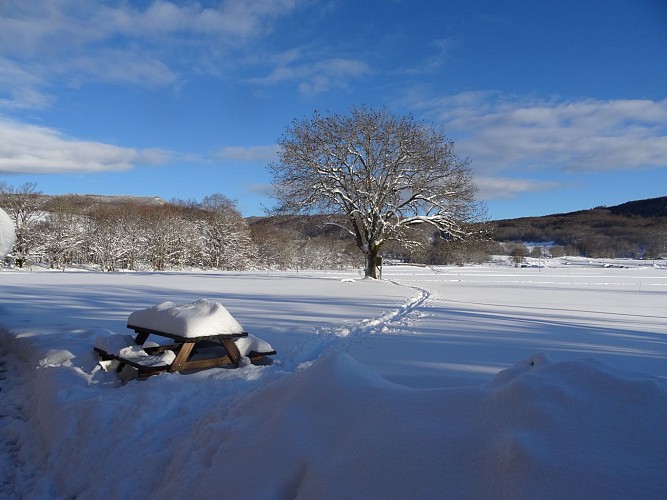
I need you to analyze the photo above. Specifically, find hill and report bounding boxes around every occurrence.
[39,194,167,211]
[490,196,667,259]
[607,196,667,217]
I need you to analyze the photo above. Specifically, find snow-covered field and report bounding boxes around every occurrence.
[1,259,666,498]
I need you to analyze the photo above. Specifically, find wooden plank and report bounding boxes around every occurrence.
[248,350,277,358]
[175,350,277,372]
[169,342,195,372]
[181,356,235,371]
[93,347,116,361]
[143,343,181,355]
[113,356,170,372]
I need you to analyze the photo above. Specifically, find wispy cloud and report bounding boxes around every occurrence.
[406,92,667,198]
[247,183,274,196]
[0,118,172,174]
[250,48,370,96]
[0,0,300,53]
[0,0,302,108]
[415,93,667,172]
[0,58,51,109]
[216,145,279,163]
[396,38,459,76]
[475,176,563,200]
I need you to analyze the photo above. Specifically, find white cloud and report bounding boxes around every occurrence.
[0,0,300,52]
[475,176,563,200]
[408,93,667,175]
[0,0,303,108]
[0,58,51,109]
[0,118,170,174]
[251,50,370,96]
[247,183,274,195]
[403,92,667,201]
[397,38,459,76]
[216,145,279,163]
[62,50,179,88]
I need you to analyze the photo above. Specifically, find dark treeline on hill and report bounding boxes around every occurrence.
[2,181,665,271]
[489,196,667,259]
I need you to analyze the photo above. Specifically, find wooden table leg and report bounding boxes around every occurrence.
[134,331,150,345]
[220,338,242,367]
[169,342,195,372]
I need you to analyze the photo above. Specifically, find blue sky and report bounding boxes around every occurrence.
[1,0,666,219]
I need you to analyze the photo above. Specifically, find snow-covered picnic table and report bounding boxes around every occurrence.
[94,299,275,378]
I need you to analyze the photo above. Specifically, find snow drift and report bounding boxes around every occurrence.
[8,343,667,499]
[160,352,667,499]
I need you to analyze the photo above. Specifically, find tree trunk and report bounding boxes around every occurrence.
[364,245,380,279]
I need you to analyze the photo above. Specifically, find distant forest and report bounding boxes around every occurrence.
[489,197,667,260]
[254,196,667,264]
[1,181,666,271]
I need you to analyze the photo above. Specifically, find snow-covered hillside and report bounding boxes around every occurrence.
[1,261,666,498]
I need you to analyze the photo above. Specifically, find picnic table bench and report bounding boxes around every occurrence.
[94,299,276,379]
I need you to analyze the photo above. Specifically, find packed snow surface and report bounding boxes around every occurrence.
[127,298,245,337]
[0,207,15,259]
[1,260,666,498]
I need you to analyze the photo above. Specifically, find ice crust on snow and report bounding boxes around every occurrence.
[127,299,245,338]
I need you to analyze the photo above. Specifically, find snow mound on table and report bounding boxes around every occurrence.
[0,207,15,259]
[127,299,245,338]
[235,334,274,356]
[93,334,175,369]
[118,345,176,367]
[165,352,667,499]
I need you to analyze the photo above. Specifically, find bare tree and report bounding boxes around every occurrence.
[87,205,133,272]
[0,182,44,267]
[269,106,484,277]
[36,195,86,269]
[509,244,527,267]
[199,194,257,270]
[251,222,302,270]
[142,205,189,271]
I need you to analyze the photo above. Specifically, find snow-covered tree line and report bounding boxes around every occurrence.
[0,182,358,272]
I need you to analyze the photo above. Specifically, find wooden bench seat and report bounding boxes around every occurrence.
[94,346,172,378]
